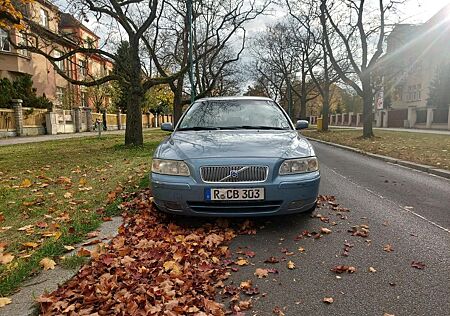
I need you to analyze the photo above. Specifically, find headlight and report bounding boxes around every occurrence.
[279,157,319,175]
[152,159,190,176]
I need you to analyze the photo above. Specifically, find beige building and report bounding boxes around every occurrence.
[382,4,450,110]
[0,0,113,109]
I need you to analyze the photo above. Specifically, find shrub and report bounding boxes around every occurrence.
[0,75,53,109]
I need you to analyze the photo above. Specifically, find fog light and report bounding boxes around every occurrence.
[288,200,304,210]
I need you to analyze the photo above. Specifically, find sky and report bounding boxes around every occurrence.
[245,0,450,35]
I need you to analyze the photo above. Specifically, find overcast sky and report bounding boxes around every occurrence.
[245,0,450,35]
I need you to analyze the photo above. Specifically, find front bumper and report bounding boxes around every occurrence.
[150,171,320,217]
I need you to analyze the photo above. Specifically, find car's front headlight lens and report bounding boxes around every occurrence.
[152,159,190,176]
[279,157,319,175]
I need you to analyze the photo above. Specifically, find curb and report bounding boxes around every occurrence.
[306,137,450,180]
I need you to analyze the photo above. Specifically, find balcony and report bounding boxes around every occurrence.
[0,51,33,75]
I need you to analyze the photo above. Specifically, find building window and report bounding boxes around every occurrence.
[78,59,87,76]
[85,37,94,49]
[56,87,66,106]
[54,50,65,71]
[80,91,88,107]
[17,33,29,56]
[40,8,49,28]
[0,29,10,52]
[406,84,422,102]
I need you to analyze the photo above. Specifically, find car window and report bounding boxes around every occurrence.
[178,99,292,130]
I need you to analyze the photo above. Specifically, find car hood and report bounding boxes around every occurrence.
[155,130,315,160]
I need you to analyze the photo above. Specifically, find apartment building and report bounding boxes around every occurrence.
[382,4,450,109]
[0,0,113,108]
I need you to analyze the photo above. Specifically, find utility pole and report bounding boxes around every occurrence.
[187,0,195,104]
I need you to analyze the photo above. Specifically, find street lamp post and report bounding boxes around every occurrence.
[187,0,195,104]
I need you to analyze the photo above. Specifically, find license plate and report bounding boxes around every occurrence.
[205,188,265,201]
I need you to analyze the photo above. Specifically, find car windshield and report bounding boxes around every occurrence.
[177,99,292,130]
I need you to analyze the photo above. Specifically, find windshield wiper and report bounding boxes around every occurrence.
[220,126,289,130]
[177,126,220,131]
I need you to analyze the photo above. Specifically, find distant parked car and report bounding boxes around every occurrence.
[150,96,320,217]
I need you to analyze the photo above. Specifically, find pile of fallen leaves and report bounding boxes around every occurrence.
[37,189,239,315]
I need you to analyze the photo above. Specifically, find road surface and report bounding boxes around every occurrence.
[226,141,450,315]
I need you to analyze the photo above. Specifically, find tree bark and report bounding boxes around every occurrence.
[322,85,330,131]
[362,76,374,138]
[173,76,186,125]
[125,40,144,146]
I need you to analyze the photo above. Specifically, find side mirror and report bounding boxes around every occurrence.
[295,120,309,130]
[161,122,174,132]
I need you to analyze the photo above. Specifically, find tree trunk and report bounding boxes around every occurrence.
[125,82,143,146]
[124,40,144,146]
[362,77,374,138]
[299,63,307,120]
[322,84,330,131]
[287,78,293,121]
[173,76,185,125]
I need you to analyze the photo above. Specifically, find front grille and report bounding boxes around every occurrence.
[188,201,282,213]
[200,165,268,183]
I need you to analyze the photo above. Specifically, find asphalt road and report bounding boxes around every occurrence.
[225,141,450,316]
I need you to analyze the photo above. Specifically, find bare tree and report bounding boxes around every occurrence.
[249,18,317,120]
[319,0,402,138]
[287,0,343,131]
[143,0,269,124]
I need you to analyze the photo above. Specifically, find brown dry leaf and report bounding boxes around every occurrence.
[0,253,14,265]
[163,260,182,276]
[35,188,242,315]
[63,192,73,199]
[383,244,394,252]
[321,227,332,234]
[17,224,34,231]
[254,268,269,278]
[76,248,91,257]
[36,221,48,229]
[79,177,87,186]
[107,191,117,203]
[0,297,12,308]
[323,297,334,304]
[20,179,32,188]
[273,306,285,316]
[40,258,56,270]
[411,261,426,270]
[240,280,252,290]
[298,247,305,253]
[287,261,296,269]
[236,258,249,266]
[22,242,39,249]
[237,299,252,311]
[63,245,75,251]
[264,256,279,264]
[331,265,357,274]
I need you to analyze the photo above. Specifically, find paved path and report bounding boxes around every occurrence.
[327,125,450,135]
[0,130,128,146]
[227,141,449,315]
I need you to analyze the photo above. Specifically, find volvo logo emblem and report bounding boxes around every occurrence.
[230,170,239,178]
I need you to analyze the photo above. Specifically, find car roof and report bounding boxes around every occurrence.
[195,96,273,102]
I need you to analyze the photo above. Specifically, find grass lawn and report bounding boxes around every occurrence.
[303,129,450,170]
[0,129,168,295]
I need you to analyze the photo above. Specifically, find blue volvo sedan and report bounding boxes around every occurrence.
[150,96,320,217]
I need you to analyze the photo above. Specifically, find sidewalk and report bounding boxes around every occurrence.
[0,129,129,146]
[324,125,450,135]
